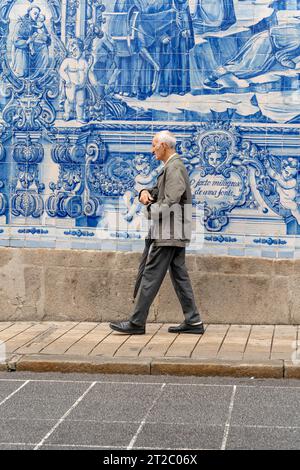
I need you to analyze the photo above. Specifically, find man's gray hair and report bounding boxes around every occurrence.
[155,131,177,149]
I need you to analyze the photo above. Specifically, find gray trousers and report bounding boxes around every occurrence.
[130,245,201,326]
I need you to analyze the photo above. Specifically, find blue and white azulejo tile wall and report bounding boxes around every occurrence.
[1,0,300,258]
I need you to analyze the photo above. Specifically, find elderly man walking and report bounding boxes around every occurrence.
[109,131,204,335]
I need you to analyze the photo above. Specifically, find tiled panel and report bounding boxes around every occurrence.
[0,1,300,257]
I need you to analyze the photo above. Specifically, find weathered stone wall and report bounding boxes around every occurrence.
[0,247,298,324]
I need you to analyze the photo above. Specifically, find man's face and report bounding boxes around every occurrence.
[151,136,166,161]
[29,8,40,22]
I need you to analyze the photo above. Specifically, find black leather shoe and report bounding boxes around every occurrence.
[168,322,204,334]
[109,321,145,335]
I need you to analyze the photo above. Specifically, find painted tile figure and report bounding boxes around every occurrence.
[205,146,227,169]
[123,154,163,221]
[59,38,94,122]
[171,0,195,95]
[106,0,194,99]
[107,0,137,97]
[192,0,236,33]
[139,0,194,97]
[91,32,116,97]
[204,24,300,88]
[265,157,300,225]
[108,0,172,99]
[29,13,51,77]
[147,0,175,99]
[11,5,51,78]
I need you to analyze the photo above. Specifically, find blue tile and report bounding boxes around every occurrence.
[245,248,262,258]
[38,240,56,249]
[9,239,25,248]
[277,251,295,259]
[101,241,117,251]
[261,251,277,259]
[24,239,43,248]
[228,248,245,257]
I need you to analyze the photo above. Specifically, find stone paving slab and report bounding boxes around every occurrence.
[243,325,275,360]
[114,323,162,357]
[90,330,131,357]
[65,323,111,355]
[15,322,79,355]
[0,323,13,333]
[0,323,36,342]
[191,324,229,358]
[217,325,251,354]
[5,323,53,354]
[0,322,300,378]
[41,322,98,355]
[166,330,202,357]
[271,325,298,360]
[138,324,179,357]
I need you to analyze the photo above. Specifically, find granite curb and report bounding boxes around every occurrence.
[1,354,300,378]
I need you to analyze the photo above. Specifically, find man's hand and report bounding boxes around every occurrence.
[139,190,154,205]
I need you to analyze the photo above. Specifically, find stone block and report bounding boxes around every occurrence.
[154,272,285,324]
[286,276,300,324]
[195,255,274,276]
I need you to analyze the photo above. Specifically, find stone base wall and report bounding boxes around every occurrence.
[0,247,298,324]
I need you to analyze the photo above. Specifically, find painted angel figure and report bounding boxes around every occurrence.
[123,154,163,222]
[265,157,300,224]
[59,37,97,123]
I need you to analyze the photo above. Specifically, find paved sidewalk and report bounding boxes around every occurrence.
[0,322,299,378]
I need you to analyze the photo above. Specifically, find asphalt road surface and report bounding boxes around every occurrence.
[0,372,299,450]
